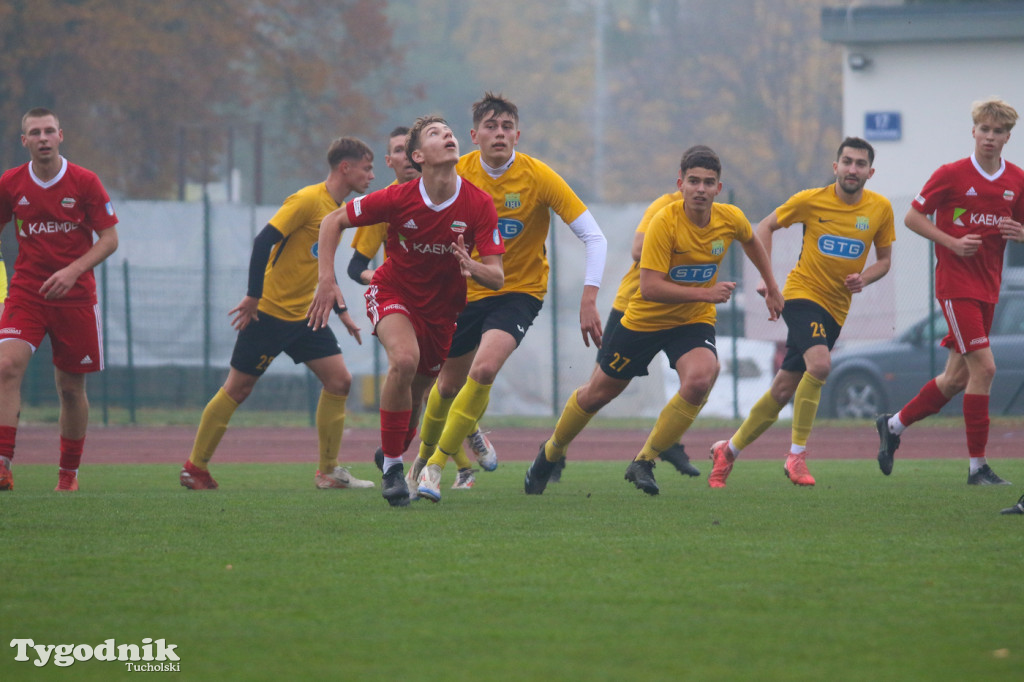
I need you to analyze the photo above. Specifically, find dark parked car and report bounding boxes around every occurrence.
[820,290,1024,419]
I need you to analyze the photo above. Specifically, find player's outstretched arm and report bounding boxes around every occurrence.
[308,207,350,330]
[579,284,602,348]
[740,235,783,321]
[229,296,260,331]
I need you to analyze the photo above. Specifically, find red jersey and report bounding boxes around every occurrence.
[346,176,502,322]
[911,155,1024,303]
[0,157,118,306]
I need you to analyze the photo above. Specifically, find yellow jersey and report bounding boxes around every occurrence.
[260,182,340,321]
[775,185,895,325]
[611,190,683,312]
[0,247,6,302]
[623,201,752,332]
[456,150,587,303]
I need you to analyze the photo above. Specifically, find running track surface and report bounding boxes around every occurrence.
[11,423,1024,465]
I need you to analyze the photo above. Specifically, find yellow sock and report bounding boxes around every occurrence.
[418,384,454,461]
[544,390,595,461]
[791,372,825,448]
[435,377,492,470]
[428,444,473,470]
[316,390,347,473]
[189,388,239,469]
[637,393,701,461]
[731,391,785,452]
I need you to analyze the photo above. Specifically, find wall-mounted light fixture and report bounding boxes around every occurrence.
[848,52,871,71]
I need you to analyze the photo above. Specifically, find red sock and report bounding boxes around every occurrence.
[60,436,85,471]
[380,409,412,458]
[0,426,16,460]
[963,394,990,458]
[899,379,950,426]
[402,427,418,453]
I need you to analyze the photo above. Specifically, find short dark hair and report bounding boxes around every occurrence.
[22,107,59,132]
[836,137,874,166]
[471,92,519,128]
[680,146,721,179]
[387,127,410,155]
[327,137,372,169]
[405,115,448,172]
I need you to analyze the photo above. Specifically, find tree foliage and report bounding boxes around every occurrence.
[382,0,841,218]
[0,0,400,199]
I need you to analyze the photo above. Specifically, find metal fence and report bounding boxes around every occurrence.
[18,196,1023,424]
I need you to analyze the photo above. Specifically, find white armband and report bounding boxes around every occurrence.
[567,209,607,289]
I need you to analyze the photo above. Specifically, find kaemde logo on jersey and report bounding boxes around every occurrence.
[20,221,80,236]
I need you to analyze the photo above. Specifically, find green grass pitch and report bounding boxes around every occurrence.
[2,459,1022,681]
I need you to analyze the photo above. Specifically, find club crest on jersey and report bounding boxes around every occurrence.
[710,239,724,256]
[504,193,521,210]
[61,197,76,209]
[856,216,869,231]
[1005,190,1015,201]
[450,220,467,234]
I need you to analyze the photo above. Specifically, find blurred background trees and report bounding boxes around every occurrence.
[0,0,847,218]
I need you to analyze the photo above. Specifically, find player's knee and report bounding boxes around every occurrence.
[56,383,87,408]
[322,371,352,396]
[0,355,25,386]
[387,353,419,381]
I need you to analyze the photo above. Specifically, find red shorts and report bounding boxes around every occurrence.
[0,297,104,373]
[940,298,994,355]
[365,286,456,378]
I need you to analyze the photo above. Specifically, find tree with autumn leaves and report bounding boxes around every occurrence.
[1,0,848,218]
[0,0,400,199]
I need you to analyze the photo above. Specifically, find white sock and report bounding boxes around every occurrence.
[382,456,403,474]
[969,457,986,474]
[889,413,906,436]
[790,444,807,456]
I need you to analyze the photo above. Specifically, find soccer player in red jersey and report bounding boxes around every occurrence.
[876,98,1024,485]
[0,108,120,492]
[309,115,504,506]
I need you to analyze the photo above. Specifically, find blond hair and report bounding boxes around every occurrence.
[972,98,1018,131]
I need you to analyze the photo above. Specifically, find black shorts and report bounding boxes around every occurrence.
[779,299,842,373]
[595,307,625,365]
[448,292,543,358]
[598,322,717,380]
[230,312,341,376]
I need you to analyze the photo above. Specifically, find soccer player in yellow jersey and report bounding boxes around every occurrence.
[411,92,608,502]
[346,126,419,286]
[180,137,374,491]
[553,150,721,483]
[0,246,6,315]
[525,147,783,496]
[709,137,895,488]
